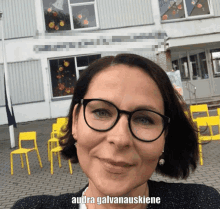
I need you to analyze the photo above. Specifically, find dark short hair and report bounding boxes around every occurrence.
[60,53,199,179]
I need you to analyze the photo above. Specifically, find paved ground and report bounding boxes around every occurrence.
[0,110,220,208]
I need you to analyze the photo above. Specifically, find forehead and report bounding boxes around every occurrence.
[85,64,164,114]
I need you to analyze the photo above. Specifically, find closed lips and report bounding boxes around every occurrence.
[100,158,134,167]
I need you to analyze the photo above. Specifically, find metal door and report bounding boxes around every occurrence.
[171,49,213,102]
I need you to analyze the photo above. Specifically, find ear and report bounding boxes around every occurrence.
[72,104,79,139]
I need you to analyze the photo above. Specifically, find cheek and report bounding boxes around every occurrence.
[135,136,165,166]
[75,115,101,171]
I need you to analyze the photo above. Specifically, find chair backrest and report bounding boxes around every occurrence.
[184,111,189,117]
[19,131,36,148]
[196,116,220,136]
[217,108,220,116]
[190,104,209,120]
[57,117,68,125]
[196,116,220,126]
[19,132,36,140]
[51,123,67,138]
[52,123,60,132]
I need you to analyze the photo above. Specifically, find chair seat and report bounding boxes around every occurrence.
[48,138,59,142]
[51,146,62,152]
[199,134,220,141]
[50,145,72,174]
[11,148,34,154]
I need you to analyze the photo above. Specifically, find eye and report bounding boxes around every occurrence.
[133,117,154,125]
[92,109,112,118]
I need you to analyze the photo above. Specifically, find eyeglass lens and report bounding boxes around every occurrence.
[85,100,164,141]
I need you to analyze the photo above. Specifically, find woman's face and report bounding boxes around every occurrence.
[72,64,165,197]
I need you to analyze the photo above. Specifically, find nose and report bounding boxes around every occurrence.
[106,113,133,149]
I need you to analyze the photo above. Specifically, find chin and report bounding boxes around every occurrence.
[98,184,132,197]
[91,176,145,197]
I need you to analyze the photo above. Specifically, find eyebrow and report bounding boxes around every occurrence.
[97,98,161,114]
[132,105,161,113]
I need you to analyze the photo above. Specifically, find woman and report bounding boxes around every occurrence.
[12,54,220,209]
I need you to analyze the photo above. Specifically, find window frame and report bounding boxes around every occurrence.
[42,0,99,33]
[210,49,220,76]
[171,49,211,81]
[159,0,214,23]
[48,53,101,99]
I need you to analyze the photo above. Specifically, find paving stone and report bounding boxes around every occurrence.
[1,117,220,209]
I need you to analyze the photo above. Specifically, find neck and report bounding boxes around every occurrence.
[84,181,149,209]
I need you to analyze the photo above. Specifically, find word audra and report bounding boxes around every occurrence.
[72,196,161,205]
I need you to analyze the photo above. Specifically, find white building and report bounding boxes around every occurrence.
[0,0,220,125]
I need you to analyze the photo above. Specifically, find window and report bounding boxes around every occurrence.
[49,54,101,97]
[159,0,211,21]
[198,52,209,79]
[172,50,209,81]
[171,51,190,81]
[180,56,190,81]
[210,49,220,78]
[190,54,200,80]
[42,0,98,33]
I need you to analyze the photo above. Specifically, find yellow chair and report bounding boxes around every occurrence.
[195,116,220,165]
[10,132,43,175]
[217,108,220,116]
[50,146,73,175]
[184,111,189,118]
[48,123,62,161]
[48,121,68,161]
[57,117,68,135]
[57,117,68,126]
[190,104,209,122]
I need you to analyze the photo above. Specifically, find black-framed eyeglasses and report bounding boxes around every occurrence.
[75,99,170,142]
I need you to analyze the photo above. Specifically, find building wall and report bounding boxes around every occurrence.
[1,0,220,40]
[1,0,220,125]
[0,0,37,40]
[212,0,220,16]
[163,16,220,41]
[96,0,154,29]
[0,60,44,106]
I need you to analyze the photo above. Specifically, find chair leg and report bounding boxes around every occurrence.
[35,148,43,168]
[10,153,13,175]
[48,141,51,162]
[51,151,54,175]
[68,160,73,174]
[198,143,203,165]
[25,153,31,175]
[58,152,62,168]
[53,142,58,156]
[20,154,24,168]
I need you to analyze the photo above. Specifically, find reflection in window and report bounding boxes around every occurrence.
[77,54,101,67]
[159,0,185,21]
[187,0,210,17]
[49,54,101,97]
[43,0,71,33]
[198,52,209,79]
[172,60,180,71]
[76,54,101,77]
[72,5,96,29]
[50,58,76,97]
[190,54,200,80]
[42,0,97,32]
[210,49,220,78]
[179,57,190,81]
[159,0,210,21]
[70,0,97,30]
